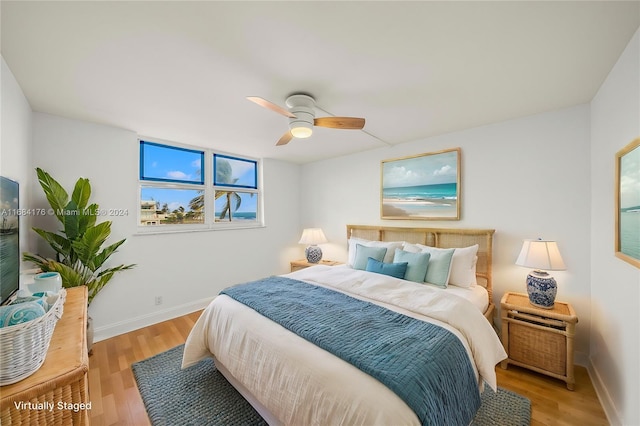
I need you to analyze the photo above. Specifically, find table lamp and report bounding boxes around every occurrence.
[299,228,328,263]
[515,238,566,309]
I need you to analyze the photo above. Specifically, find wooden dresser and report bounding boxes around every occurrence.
[1,286,90,425]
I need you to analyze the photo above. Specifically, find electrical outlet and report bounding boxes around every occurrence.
[154,296,162,306]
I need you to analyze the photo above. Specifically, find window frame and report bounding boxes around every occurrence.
[140,140,205,185]
[137,138,263,233]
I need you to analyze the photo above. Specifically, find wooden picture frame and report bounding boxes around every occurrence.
[615,137,640,268]
[381,148,460,220]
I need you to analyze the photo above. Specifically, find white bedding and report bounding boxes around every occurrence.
[426,279,489,313]
[183,265,506,425]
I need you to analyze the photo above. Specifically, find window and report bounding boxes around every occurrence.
[138,140,262,230]
[213,154,259,223]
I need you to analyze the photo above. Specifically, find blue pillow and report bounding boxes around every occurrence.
[365,257,408,279]
[353,244,387,270]
[393,249,430,283]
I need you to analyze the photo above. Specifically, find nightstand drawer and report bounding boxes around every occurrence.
[508,321,566,375]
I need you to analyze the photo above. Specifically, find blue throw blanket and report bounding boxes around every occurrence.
[221,276,480,426]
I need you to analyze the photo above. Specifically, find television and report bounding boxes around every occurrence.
[1,176,20,305]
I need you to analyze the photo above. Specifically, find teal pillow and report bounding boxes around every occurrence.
[393,249,430,283]
[353,244,387,270]
[0,302,46,328]
[421,247,455,287]
[365,257,408,279]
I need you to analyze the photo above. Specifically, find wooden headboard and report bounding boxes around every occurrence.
[346,224,496,322]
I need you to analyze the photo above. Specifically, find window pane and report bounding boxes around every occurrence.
[213,154,257,188]
[214,191,258,222]
[140,187,204,225]
[140,141,204,184]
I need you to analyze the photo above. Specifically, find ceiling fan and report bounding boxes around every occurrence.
[247,94,366,146]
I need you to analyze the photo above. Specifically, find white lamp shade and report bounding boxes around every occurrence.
[298,228,328,245]
[515,239,566,271]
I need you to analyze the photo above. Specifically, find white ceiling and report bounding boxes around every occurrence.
[2,1,639,164]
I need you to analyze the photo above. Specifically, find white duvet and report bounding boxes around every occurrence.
[183,265,507,425]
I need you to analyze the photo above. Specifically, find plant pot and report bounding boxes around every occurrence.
[87,315,94,355]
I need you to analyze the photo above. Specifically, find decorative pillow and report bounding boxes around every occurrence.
[393,249,430,283]
[448,244,480,288]
[365,257,408,279]
[0,302,46,328]
[403,243,455,288]
[348,238,403,266]
[353,244,387,271]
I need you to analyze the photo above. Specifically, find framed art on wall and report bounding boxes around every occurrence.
[381,148,460,220]
[615,137,640,268]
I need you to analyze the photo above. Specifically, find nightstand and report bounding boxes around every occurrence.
[500,292,578,390]
[290,259,342,272]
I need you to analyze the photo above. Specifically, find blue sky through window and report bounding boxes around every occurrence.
[140,141,204,184]
[214,154,257,188]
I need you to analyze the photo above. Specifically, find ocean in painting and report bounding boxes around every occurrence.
[620,211,640,260]
[383,183,457,200]
[382,183,457,218]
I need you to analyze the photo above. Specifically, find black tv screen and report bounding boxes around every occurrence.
[1,176,20,305]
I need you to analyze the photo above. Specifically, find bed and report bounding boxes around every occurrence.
[182,225,506,425]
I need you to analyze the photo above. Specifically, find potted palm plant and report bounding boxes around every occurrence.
[23,168,135,351]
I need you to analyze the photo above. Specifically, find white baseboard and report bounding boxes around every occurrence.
[587,357,620,426]
[93,296,214,343]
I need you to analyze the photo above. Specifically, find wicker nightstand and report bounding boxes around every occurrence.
[500,292,578,390]
[290,259,342,272]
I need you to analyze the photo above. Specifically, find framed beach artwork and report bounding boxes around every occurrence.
[381,148,460,220]
[615,137,640,268]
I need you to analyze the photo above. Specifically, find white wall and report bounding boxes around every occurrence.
[300,105,593,360]
[590,28,640,426]
[30,113,301,340]
[1,57,34,261]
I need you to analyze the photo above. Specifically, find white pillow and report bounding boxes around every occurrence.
[347,238,404,266]
[448,244,479,288]
[403,243,479,288]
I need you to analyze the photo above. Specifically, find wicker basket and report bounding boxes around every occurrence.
[0,289,66,386]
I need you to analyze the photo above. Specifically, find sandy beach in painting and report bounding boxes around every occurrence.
[382,198,458,218]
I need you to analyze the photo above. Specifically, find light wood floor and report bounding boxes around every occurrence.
[88,312,609,426]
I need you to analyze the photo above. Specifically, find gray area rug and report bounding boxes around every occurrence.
[132,345,531,426]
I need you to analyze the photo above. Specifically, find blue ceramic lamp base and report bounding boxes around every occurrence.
[526,270,557,309]
[305,245,323,263]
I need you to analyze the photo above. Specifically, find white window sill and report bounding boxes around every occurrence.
[134,222,265,236]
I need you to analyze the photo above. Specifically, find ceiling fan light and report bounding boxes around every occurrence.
[290,124,313,139]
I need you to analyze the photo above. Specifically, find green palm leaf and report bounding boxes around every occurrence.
[92,239,127,270]
[32,228,71,257]
[71,177,91,209]
[71,222,111,266]
[63,199,80,240]
[78,203,98,235]
[36,168,68,223]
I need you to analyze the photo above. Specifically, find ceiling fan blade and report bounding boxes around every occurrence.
[276,131,293,146]
[314,117,365,130]
[247,96,296,118]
